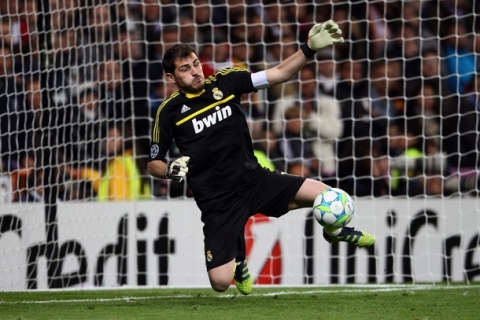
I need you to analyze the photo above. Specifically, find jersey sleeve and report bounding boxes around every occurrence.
[149,101,174,162]
[216,68,257,95]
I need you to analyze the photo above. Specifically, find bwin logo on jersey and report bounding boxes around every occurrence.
[192,105,232,133]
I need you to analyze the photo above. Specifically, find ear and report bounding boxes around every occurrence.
[166,73,176,83]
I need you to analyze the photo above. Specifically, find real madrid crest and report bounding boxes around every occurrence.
[206,250,213,262]
[212,87,223,100]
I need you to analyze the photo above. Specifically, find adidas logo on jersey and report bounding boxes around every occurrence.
[181,104,191,113]
[192,105,232,133]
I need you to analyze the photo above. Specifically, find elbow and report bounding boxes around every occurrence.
[266,68,291,87]
[276,73,292,85]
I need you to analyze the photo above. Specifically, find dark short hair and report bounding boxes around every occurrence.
[162,44,198,74]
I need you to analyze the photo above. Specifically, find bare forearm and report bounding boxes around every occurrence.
[147,160,168,179]
[264,20,343,88]
[265,50,309,87]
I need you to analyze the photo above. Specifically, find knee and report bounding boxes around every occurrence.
[208,259,236,292]
[210,279,231,292]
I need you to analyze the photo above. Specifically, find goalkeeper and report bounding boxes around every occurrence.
[148,20,375,295]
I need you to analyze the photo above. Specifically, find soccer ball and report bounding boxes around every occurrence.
[313,188,354,229]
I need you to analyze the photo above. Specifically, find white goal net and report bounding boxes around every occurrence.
[1,0,479,290]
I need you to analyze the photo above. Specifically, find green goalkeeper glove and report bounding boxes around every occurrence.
[302,20,344,58]
[165,156,190,182]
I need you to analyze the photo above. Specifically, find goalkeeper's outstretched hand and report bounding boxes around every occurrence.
[165,156,190,182]
[307,20,344,51]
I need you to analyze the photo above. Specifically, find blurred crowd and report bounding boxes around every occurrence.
[1,0,480,202]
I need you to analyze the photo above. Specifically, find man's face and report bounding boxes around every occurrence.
[0,47,12,75]
[168,53,205,94]
[100,60,122,90]
[299,69,316,96]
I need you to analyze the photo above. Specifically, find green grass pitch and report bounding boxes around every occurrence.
[1,284,479,319]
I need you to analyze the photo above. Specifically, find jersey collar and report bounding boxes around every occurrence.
[185,89,205,98]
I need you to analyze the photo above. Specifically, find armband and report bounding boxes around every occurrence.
[251,70,269,90]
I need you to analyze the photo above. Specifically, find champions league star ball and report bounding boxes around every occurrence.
[313,188,354,229]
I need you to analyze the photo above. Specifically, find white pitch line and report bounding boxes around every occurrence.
[0,285,477,305]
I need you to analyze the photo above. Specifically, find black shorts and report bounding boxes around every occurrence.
[200,168,306,270]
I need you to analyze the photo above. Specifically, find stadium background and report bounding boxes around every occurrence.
[1,0,480,290]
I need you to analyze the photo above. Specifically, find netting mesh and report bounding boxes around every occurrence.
[0,0,479,200]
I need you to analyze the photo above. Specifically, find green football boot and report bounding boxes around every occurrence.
[323,226,376,247]
[233,260,253,295]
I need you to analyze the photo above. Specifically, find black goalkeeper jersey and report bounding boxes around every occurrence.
[149,67,261,205]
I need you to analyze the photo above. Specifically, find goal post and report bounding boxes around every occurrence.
[0,0,479,290]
